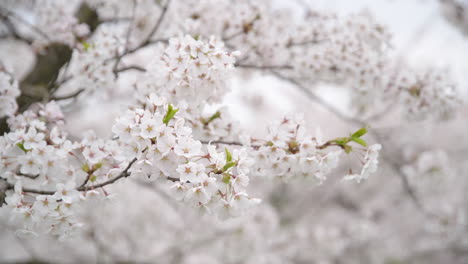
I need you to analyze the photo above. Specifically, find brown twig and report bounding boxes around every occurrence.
[112,0,171,76]
[51,88,85,101]
[117,65,147,73]
[5,158,138,195]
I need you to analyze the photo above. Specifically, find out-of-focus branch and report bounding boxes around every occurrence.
[271,71,366,126]
[51,88,85,101]
[200,139,244,146]
[440,0,468,36]
[112,0,171,77]
[235,63,293,70]
[114,0,171,61]
[116,65,147,73]
[0,6,51,41]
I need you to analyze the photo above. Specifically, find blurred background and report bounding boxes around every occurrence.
[1,0,468,263]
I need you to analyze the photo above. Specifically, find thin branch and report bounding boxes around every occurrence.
[0,6,50,41]
[77,158,137,191]
[286,39,325,47]
[117,65,147,73]
[223,30,244,42]
[222,14,261,42]
[369,131,433,217]
[16,172,40,179]
[113,0,138,77]
[363,100,398,123]
[142,0,171,47]
[235,63,293,70]
[272,71,365,126]
[5,158,138,195]
[147,38,169,45]
[243,65,432,217]
[200,140,244,146]
[51,88,85,101]
[99,17,133,24]
[125,0,138,51]
[6,184,55,195]
[121,0,171,56]
[0,14,33,44]
[112,0,171,75]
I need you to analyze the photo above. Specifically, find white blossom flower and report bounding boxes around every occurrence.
[177,162,207,183]
[53,182,81,204]
[174,137,202,158]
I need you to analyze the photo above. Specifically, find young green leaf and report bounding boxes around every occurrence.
[89,175,97,182]
[206,111,221,125]
[344,144,353,154]
[223,161,237,172]
[82,163,90,173]
[351,137,368,147]
[225,148,232,162]
[163,104,179,125]
[222,173,231,184]
[82,41,92,51]
[351,127,368,138]
[16,142,27,152]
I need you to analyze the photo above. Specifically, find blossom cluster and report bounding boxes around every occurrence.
[63,25,125,96]
[396,69,461,121]
[0,70,19,118]
[135,35,241,142]
[1,101,128,238]
[247,115,381,184]
[34,0,90,48]
[112,94,260,219]
[402,150,454,196]
[2,0,460,250]
[290,10,391,85]
[137,35,238,108]
[162,0,461,121]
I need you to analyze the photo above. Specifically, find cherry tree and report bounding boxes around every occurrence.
[0,0,466,263]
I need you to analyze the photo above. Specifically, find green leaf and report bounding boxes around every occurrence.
[332,137,350,146]
[92,162,103,170]
[82,41,92,51]
[351,127,367,138]
[344,145,353,154]
[89,175,97,182]
[223,161,237,172]
[16,142,27,152]
[351,137,368,147]
[163,104,179,125]
[206,111,221,125]
[225,148,232,162]
[222,173,231,184]
[82,163,90,173]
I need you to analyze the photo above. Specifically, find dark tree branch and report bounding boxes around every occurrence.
[51,88,85,101]
[16,172,40,179]
[77,158,137,191]
[116,65,147,73]
[4,158,138,196]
